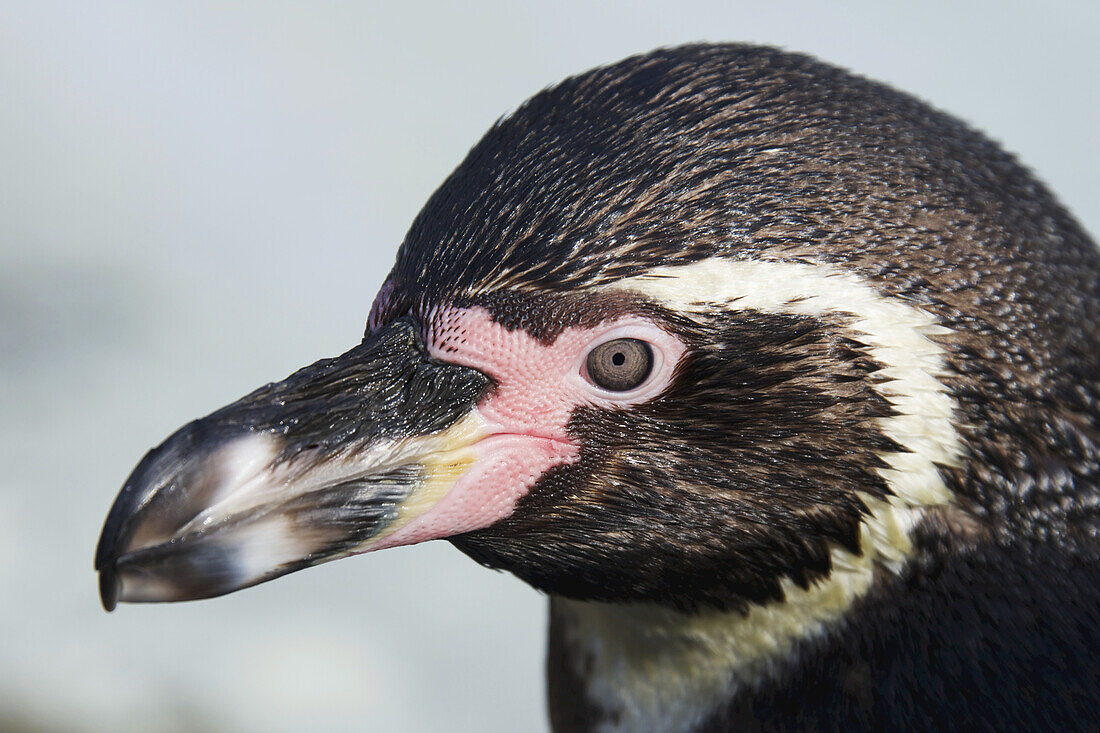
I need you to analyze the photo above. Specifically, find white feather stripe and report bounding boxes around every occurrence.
[559,259,965,733]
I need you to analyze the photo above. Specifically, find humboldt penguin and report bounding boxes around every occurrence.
[96,44,1100,731]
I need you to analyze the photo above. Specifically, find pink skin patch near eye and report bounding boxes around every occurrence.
[370,305,685,550]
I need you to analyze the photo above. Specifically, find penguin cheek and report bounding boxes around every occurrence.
[370,304,687,549]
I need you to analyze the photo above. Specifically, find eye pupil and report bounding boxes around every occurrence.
[586,338,653,391]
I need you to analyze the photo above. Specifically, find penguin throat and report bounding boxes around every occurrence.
[553,494,930,733]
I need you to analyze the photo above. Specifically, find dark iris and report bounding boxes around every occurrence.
[586,338,653,391]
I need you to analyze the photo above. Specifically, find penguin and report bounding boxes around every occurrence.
[96,44,1100,731]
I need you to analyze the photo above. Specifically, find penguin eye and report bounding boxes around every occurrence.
[585,338,653,391]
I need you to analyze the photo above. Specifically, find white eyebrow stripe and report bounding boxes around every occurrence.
[611,257,963,513]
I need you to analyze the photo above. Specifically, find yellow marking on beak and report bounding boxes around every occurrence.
[365,411,487,546]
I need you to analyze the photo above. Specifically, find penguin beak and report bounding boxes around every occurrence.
[95,318,491,611]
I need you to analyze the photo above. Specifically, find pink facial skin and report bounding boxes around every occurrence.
[371,305,686,549]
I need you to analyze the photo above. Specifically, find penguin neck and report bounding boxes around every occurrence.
[548,508,916,733]
[550,593,844,733]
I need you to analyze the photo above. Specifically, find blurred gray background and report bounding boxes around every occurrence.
[1,2,1096,731]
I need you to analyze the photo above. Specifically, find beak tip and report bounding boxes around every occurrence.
[98,565,119,612]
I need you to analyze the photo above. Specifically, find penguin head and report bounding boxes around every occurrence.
[96,44,1100,615]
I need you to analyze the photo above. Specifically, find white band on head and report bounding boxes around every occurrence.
[560,257,964,733]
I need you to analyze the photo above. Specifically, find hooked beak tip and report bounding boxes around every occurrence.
[99,564,119,612]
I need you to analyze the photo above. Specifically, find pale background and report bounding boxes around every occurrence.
[1,2,1096,731]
